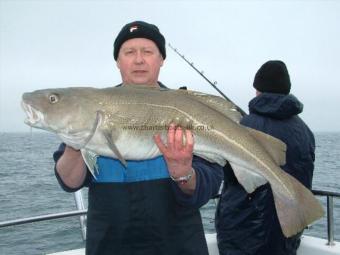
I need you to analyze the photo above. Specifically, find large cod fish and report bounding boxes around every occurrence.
[21,85,323,237]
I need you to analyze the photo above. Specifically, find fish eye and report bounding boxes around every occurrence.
[48,94,59,104]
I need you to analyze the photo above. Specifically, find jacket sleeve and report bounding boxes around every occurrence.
[53,143,91,192]
[171,155,224,208]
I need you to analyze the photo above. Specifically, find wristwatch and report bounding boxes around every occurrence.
[170,168,195,185]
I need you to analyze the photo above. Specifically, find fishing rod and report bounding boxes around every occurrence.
[168,43,246,116]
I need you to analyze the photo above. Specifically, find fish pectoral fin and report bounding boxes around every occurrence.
[79,110,103,149]
[81,149,99,178]
[102,129,127,167]
[246,127,287,166]
[230,162,267,193]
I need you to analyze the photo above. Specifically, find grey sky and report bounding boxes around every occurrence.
[1,0,339,132]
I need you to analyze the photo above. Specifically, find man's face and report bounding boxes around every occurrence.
[116,38,164,86]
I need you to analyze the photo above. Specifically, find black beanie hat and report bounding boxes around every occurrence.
[253,60,291,94]
[113,21,166,60]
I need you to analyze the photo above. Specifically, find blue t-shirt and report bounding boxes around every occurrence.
[93,156,170,183]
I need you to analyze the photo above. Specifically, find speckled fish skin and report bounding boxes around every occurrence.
[21,85,324,237]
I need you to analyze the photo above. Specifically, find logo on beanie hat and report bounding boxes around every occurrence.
[113,21,166,60]
[129,26,138,32]
[253,60,291,95]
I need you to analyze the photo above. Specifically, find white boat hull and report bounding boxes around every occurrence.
[47,234,340,255]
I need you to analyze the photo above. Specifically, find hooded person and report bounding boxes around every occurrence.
[215,60,315,255]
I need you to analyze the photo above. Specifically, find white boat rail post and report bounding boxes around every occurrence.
[213,181,223,207]
[73,190,86,240]
[327,195,335,246]
[312,189,340,246]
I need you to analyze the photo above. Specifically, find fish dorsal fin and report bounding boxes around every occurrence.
[178,89,243,123]
[246,127,286,166]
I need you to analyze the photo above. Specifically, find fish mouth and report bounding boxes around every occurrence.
[21,101,45,128]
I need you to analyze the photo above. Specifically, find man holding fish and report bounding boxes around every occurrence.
[53,21,224,255]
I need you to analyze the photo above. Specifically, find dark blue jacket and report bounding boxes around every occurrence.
[215,93,315,255]
[54,146,223,255]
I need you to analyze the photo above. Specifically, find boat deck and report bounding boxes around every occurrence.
[47,234,340,255]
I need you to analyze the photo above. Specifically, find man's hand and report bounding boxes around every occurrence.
[56,145,87,189]
[154,124,196,194]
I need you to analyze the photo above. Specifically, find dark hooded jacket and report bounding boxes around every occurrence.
[215,93,315,255]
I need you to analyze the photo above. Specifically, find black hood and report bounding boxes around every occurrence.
[248,93,303,120]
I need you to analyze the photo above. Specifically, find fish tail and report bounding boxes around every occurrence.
[272,171,324,237]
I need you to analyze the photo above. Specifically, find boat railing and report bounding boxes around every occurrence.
[0,189,339,246]
[312,189,339,246]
